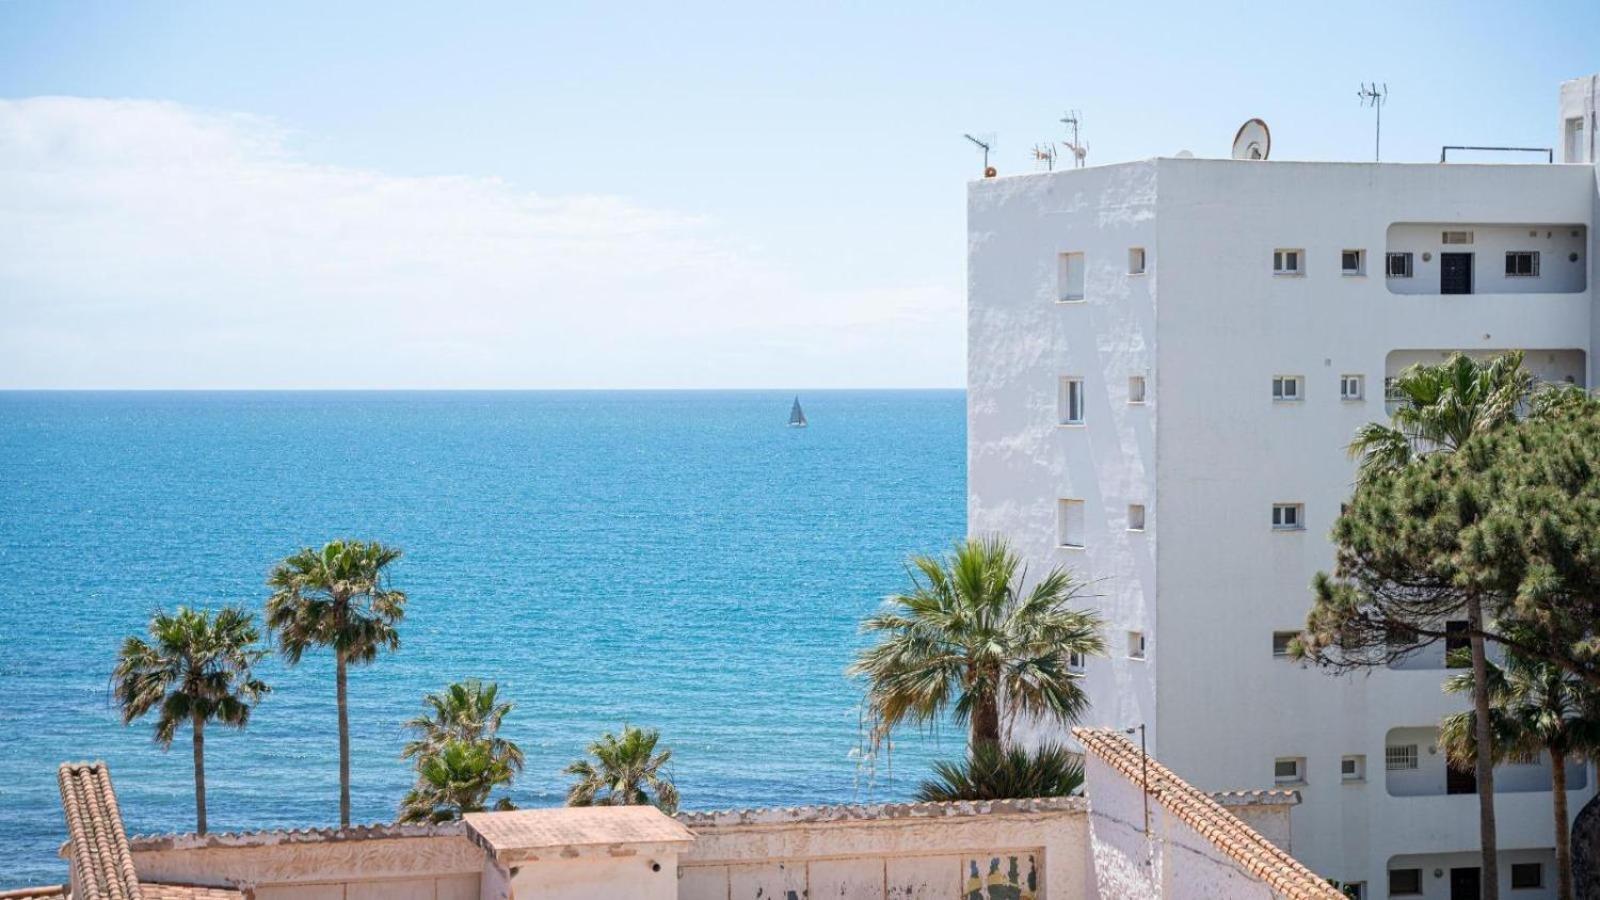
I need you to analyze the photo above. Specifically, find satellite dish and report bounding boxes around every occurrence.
[1232,118,1271,160]
[1174,149,1195,159]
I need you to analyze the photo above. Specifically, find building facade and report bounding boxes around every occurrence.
[968,75,1600,899]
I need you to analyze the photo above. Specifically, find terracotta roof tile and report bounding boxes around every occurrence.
[1073,728,1344,900]
[57,763,141,900]
[138,884,244,900]
[464,806,694,862]
[0,888,71,900]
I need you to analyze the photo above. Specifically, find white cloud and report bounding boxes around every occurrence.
[0,97,961,388]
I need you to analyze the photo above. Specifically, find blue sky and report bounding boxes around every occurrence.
[2,1,1597,388]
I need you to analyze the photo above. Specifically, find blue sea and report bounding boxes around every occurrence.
[0,391,965,886]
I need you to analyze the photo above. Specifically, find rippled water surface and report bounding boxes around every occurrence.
[0,390,964,885]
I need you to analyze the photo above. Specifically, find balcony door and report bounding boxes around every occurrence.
[1442,252,1474,294]
[1450,866,1481,900]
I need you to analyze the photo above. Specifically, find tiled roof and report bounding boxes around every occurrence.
[1073,728,1345,900]
[137,886,244,900]
[58,763,141,900]
[465,806,694,863]
[676,795,1087,828]
[0,888,70,900]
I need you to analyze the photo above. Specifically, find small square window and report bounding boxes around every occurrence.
[1272,503,1304,530]
[1388,868,1422,896]
[1340,374,1364,401]
[1127,631,1145,659]
[1127,504,1146,531]
[1128,247,1146,275]
[1273,757,1304,784]
[1505,251,1540,277]
[1273,248,1304,275]
[1068,650,1087,672]
[1341,249,1365,275]
[1386,252,1414,278]
[1059,377,1085,425]
[1272,376,1304,401]
[1128,375,1147,404]
[1057,499,1085,549]
[1385,744,1418,771]
[1341,755,1366,782]
[1058,252,1086,301]
[1272,631,1297,658]
[1511,862,1543,889]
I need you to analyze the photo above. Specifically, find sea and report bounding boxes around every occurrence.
[0,390,965,886]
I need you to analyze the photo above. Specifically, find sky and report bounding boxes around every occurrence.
[1,1,1598,389]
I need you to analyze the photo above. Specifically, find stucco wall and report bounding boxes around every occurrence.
[1385,223,1587,295]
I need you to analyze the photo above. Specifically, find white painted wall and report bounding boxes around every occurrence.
[1388,848,1560,900]
[967,96,1600,893]
[504,853,678,900]
[1384,223,1587,295]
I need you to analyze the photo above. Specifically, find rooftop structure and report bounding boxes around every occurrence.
[968,73,1600,898]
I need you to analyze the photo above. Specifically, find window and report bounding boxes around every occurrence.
[1341,755,1366,782]
[1128,375,1147,404]
[1059,377,1086,425]
[1128,247,1146,275]
[1568,116,1587,164]
[1340,374,1365,401]
[1445,620,1469,668]
[1385,744,1418,771]
[1511,862,1544,889]
[1272,503,1304,531]
[1058,252,1086,301]
[1273,757,1304,784]
[1386,252,1414,278]
[1057,499,1085,549]
[1273,248,1303,275]
[1272,376,1304,401]
[1127,631,1145,659]
[1341,249,1365,275]
[1127,504,1146,531]
[1272,631,1297,658]
[1388,868,1422,896]
[1505,251,1540,277]
[1068,650,1087,672]
[1442,230,1474,245]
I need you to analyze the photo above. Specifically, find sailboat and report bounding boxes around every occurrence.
[788,395,808,428]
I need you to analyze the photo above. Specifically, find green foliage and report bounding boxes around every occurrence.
[848,537,1104,749]
[914,742,1083,802]
[398,738,516,823]
[403,679,524,771]
[1438,628,1600,772]
[265,539,407,666]
[112,605,270,746]
[564,725,679,814]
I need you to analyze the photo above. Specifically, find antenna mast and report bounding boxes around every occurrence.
[963,133,996,176]
[1060,110,1086,168]
[1032,143,1058,171]
[1357,83,1387,162]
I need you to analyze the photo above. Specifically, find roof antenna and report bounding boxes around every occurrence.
[1032,143,1058,171]
[1357,83,1387,162]
[964,133,997,177]
[1060,110,1087,168]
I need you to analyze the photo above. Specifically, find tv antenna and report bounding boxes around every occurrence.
[1358,82,1387,161]
[963,133,997,177]
[1060,110,1087,168]
[1032,143,1058,171]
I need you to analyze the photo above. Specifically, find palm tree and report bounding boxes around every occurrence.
[915,742,1083,802]
[1439,634,1600,900]
[398,739,516,823]
[1348,350,1539,900]
[403,679,523,772]
[564,725,679,814]
[266,539,406,827]
[848,537,1104,752]
[112,606,270,834]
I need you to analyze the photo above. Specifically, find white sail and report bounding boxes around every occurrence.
[788,396,807,427]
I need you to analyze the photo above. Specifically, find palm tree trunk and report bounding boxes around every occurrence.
[1468,595,1500,900]
[1553,748,1573,900]
[192,712,207,835]
[337,650,351,828]
[971,693,1002,751]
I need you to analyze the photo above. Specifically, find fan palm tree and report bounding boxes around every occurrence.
[398,738,516,823]
[1440,633,1600,900]
[1350,350,1535,477]
[402,679,523,772]
[266,539,406,827]
[112,606,270,834]
[848,537,1104,752]
[1347,350,1539,899]
[915,742,1083,802]
[564,725,679,814]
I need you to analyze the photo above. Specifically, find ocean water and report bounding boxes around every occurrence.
[0,390,965,886]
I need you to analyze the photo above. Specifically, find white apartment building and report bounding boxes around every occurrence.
[968,75,1600,900]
